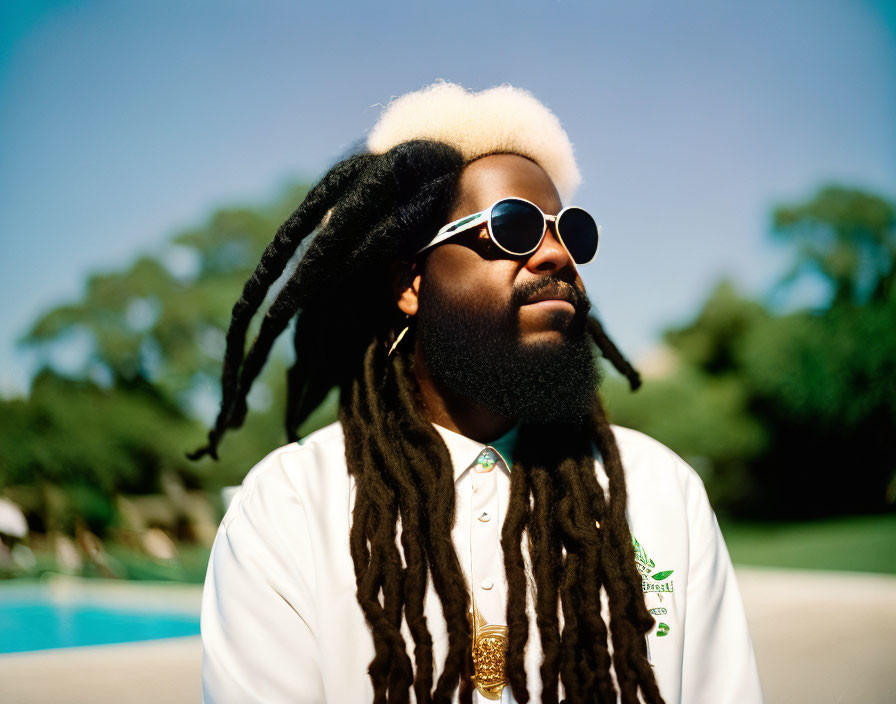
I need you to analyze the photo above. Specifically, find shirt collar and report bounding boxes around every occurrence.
[432,422,519,483]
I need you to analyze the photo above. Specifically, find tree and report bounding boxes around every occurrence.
[773,185,895,307]
[4,183,338,518]
[605,185,896,519]
[602,282,769,511]
[21,185,313,403]
[0,369,205,534]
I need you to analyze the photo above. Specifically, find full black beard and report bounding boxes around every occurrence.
[415,273,601,424]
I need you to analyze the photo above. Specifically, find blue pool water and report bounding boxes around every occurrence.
[0,600,200,653]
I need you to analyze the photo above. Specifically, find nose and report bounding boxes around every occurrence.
[524,219,578,276]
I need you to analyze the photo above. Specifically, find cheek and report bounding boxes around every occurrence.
[425,247,516,306]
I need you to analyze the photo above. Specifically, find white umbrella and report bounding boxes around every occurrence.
[0,497,28,538]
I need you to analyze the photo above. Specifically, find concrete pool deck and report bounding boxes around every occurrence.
[737,566,896,704]
[0,635,201,704]
[1,568,894,703]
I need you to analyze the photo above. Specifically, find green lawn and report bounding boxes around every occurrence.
[720,513,896,575]
[103,544,212,583]
[1,544,212,584]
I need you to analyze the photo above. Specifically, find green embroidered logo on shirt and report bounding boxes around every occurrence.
[632,535,675,594]
[632,535,655,576]
[633,535,676,637]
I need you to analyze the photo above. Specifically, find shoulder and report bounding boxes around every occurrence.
[609,425,697,480]
[607,426,728,586]
[607,424,710,512]
[204,426,350,627]
[221,421,348,532]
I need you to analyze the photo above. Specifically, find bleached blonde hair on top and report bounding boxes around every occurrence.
[366,80,582,203]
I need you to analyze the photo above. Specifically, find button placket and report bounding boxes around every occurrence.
[468,447,509,701]
[471,449,501,605]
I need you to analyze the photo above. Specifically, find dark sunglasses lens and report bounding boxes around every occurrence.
[557,207,599,263]
[490,199,544,254]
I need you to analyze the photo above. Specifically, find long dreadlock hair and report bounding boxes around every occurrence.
[189,139,665,704]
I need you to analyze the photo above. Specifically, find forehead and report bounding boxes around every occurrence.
[451,153,563,218]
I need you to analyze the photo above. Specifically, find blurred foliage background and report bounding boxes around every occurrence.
[603,185,896,520]
[1,182,894,581]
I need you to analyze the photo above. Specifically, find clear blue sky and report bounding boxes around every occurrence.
[1,0,894,396]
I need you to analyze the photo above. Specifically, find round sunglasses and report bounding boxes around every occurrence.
[417,197,600,265]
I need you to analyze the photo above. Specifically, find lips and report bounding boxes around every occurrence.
[522,282,578,307]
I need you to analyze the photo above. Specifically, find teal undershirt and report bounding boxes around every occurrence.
[487,424,519,469]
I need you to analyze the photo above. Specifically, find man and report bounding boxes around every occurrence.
[194,82,763,703]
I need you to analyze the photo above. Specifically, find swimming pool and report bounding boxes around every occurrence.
[0,579,201,654]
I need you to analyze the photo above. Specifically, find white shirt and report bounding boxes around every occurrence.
[201,421,763,703]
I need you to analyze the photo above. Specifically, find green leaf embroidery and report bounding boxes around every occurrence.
[651,570,674,581]
[632,536,655,573]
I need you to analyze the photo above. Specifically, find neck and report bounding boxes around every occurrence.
[411,339,516,443]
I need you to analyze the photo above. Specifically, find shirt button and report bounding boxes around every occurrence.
[480,579,494,591]
[478,511,491,522]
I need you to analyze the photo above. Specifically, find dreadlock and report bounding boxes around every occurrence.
[190,139,665,704]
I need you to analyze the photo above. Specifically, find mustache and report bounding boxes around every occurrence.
[510,276,592,317]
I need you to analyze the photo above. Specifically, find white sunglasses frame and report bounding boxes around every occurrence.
[416,196,601,264]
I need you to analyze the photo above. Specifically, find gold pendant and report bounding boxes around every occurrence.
[469,601,508,700]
